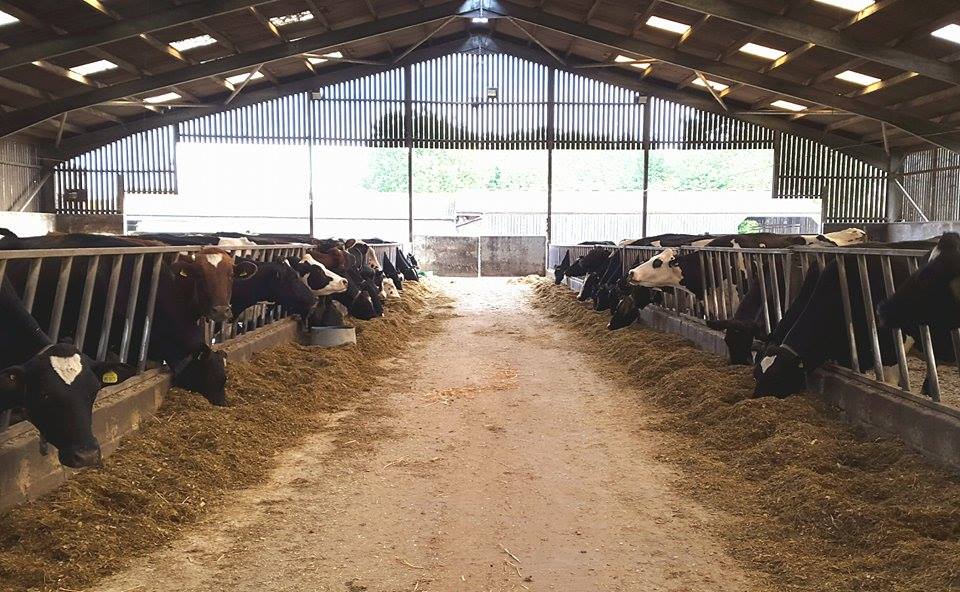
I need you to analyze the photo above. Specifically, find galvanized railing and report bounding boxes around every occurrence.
[549,242,956,408]
[0,243,311,434]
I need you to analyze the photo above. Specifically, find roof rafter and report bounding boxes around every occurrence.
[658,0,960,86]
[0,0,277,72]
[47,30,889,170]
[485,0,960,154]
[0,1,480,140]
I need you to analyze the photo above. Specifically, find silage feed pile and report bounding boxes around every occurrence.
[0,281,451,592]
[531,280,960,592]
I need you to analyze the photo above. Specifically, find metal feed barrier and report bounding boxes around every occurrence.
[0,243,310,435]
[549,242,958,408]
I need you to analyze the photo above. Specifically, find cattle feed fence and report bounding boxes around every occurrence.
[0,242,339,436]
[549,243,958,410]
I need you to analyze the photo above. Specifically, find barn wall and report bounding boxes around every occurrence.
[0,138,41,213]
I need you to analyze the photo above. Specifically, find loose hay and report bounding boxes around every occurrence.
[531,280,960,592]
[0,280,451,592]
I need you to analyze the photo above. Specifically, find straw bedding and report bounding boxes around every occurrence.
[531,280,960,592]
[0,281,449,592]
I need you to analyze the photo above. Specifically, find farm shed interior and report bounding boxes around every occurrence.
[4,0,960,590]
[5,0,960,239]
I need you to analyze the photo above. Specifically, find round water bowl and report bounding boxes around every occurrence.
[305,326,357,347]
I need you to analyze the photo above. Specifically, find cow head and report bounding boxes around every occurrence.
[577,272,601,302]
[705,319,768,365]
[294,254,349,296]
[607,286,657,330]
[630,250,704,298]
[308,246,350,273]
[554,251,571,284]
[174,346,228,406]
[381,255,403,290]
[0,343,127,468]
[877,232,960,330]
[752,345,806,397]
[331,280,377,320]
[236,259,317,319]
[173,247,247,322]
[381,277,400,299]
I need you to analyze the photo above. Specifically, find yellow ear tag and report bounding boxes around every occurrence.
[102,371,119,385]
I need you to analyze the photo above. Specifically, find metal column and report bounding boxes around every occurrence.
[404,64,414,244]
[641,99,651,237]
[546,66,555,252]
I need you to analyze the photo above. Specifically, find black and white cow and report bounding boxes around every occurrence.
[877,232,960,331]
[0,277,128,468]
[753,240,939,397]
[0,234,237,406]
[230,257,317,320]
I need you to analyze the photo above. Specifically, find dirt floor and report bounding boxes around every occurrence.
[87,278,761,592]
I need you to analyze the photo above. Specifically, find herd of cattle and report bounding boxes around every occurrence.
[0,231,420,469]
[554,229,960,400]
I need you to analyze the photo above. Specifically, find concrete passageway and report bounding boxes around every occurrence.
[92,278,753,592]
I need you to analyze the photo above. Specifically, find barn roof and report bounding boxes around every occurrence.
[2,0,959,163]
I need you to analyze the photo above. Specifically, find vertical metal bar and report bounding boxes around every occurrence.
[767,253,783,323]
[698,250,711,320]
[783,252,794,307]
[119,253,145,363]
[48,257,74,342]
[22,258,42,313]
[755,252,772,334]
[404,64,414,244]
[856,254,885,381]
[834,253,860,372]
[546,65,554,254]
[137,253,164,372]
[74,255,100,350]
[641,99,651,237]
[881,256,910,391]
[97,254,124,361]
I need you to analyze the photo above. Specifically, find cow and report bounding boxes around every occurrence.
[381,255,403,291]
[620,234,714,248]
[0,276,130,467]
[565,247,612,280]
[753,240,939,397]
[396,248,419,281]
[230,257,317,320]
[0,234,238,405]
[877,232,960,331]
[288,255,350,297]
[381,278,401,299]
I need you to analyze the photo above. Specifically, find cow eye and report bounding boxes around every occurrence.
[652,259,663,269]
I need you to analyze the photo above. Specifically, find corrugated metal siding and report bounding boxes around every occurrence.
[53,126,177,214]
[0,138,40,212]
[649,97,772,149]
[412,53,549,149]
[901,148,960,222]
[777,134,886,223]
[51,51,893,223]
[554,70,642,150]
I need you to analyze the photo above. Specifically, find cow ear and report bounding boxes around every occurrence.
[0,367,25,399]
[92,361,135,387]
[344,238,357,249]
[235,260,258,279]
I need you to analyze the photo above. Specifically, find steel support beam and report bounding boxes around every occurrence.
[485,1,960,155]
[0,1,478,140]
[658,0,960,86]
[0,0,277,71]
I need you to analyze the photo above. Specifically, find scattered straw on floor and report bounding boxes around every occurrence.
[530,280,960,592]
[0,281,451,592]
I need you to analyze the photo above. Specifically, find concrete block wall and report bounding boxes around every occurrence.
[480,236,545,276]
[412,235,546,277]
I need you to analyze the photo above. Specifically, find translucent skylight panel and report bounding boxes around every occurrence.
[771,100,806,112]
[269,11,314,27]
[739,43,786,60]
[143,92,181,104]
[646,16,690,35]
[692,77,729,91]
[835,70,881,86]
[814,0,875,11]
[932,24,960,45]
[169,35,217,52]
[69,60,118,76]
[225,71,265,85]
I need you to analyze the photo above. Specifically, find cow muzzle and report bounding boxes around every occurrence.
[209,305,233,322]
[59,445,103,469]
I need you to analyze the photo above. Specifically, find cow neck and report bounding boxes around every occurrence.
[0,280,52,369]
